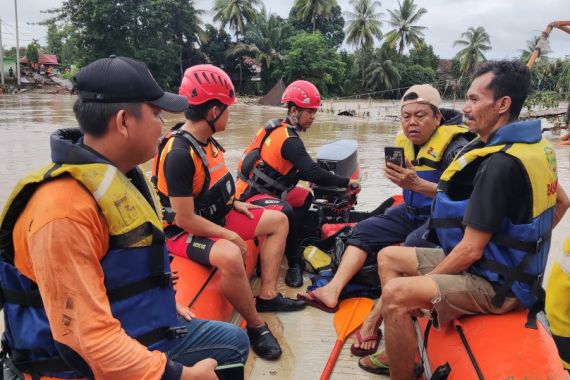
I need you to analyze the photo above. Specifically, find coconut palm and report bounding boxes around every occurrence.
[366,45,400,91]
[212,0,261,41]
[520,35,550,63]
[344,0,383,87]
[293,0,337,33]
[229,5,291,90]
[384,0,427,55]
[453,26,492,77]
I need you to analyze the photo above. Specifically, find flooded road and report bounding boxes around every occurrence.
[1,93,569,379]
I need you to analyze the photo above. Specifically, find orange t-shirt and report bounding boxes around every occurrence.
[12,177,168,380]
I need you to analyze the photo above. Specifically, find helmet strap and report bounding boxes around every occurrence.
[206,105,227,134]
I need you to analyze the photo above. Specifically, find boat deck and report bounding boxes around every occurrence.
[245,263,388,380]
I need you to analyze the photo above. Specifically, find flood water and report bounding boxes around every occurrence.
[1,93,569,379]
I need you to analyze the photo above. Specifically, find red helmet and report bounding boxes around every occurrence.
[281,80,321,109]
[179,64,236,106]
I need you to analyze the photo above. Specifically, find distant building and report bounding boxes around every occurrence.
[19,52,60,66]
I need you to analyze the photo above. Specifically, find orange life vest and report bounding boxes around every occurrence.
[152,124,235,225]
[235,119,300,200]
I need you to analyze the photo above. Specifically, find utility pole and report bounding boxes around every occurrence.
[0,18,4,85]
[14,0,20,86]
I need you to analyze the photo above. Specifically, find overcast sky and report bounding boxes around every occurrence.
[1,0,569,59]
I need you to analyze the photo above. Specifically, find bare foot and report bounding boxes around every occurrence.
[352,316,382,351]
[298,286,339,310]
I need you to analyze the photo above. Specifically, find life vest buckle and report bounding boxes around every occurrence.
[168,326,188,339]
[159,272,174,288]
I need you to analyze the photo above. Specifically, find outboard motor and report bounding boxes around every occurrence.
[311,140,361,225]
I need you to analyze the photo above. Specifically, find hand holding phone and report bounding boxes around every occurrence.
[384,146,405,167]
[214,362,244,380]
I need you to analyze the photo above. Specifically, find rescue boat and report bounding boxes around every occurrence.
[416,311,568,379]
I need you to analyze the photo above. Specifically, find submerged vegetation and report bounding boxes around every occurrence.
[21,0,569,105]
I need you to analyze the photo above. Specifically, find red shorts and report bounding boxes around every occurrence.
[166,208,264,266]
[245,186,311,209]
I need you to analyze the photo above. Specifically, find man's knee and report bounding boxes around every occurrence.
[381,278,415,311]
[262,209,289,234]
[377,246,405,268]
[211,241,244,271]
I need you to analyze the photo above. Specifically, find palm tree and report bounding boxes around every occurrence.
[453,26,492,77]
[384,0,427,55]
[212,0,261,42]
[366,45,400,90]
[229,5,290,90]
[293,0,337,33]
[520,35,549,63]
[344,0,383,87]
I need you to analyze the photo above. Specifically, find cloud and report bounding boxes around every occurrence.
[2,0,569,60]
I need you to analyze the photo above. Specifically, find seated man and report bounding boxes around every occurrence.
[235,80,360,288]
[546,106,570,370]
[0,56,249,380]
[297,85,473,345]
[360,60,569,378]
[152,64,305,361]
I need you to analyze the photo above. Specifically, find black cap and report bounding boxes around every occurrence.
[73,56,188,113]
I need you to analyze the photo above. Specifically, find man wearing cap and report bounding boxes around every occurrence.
[298,85,473,336]
[0,56,248,380]
[360,60,569,378]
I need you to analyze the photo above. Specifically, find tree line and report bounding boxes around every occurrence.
[13,0,570,101]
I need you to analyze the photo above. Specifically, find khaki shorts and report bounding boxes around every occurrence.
[416,247,521,327]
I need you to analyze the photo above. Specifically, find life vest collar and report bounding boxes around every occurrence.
[50,128,112,165]
[488,119,541,146]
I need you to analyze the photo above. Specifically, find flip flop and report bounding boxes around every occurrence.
[350,328,382,356]
[296,290,338,313]
[358,352,390,375]
[358,354,424,377]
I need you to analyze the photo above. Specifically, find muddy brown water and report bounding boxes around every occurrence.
[1,93,569,379]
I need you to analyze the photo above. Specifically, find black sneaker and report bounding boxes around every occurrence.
[256,293,306,312]
[247,323,282,360]
[285,265,303,288]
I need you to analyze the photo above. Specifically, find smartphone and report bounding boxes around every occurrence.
[384,146,405,167]
[214,362,244,380]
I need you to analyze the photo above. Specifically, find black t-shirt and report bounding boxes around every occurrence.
[447,151,532,233]
[162,135,205,197]
[281,136,350,188]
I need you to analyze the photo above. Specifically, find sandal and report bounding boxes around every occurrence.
[358,353,424,377]
[358,352,390,375]
[350,328,382,356]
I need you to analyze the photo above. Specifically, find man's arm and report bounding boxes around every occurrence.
[29,218,178,379]
[429,226,491,274]
[281,137,350,187]
[384,160,437,198]
[553,184,570,228]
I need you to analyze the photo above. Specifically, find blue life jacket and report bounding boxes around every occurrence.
[0,129,186,379]
[430,120,558,310]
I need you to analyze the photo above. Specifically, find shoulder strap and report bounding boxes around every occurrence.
[174,130,210,197]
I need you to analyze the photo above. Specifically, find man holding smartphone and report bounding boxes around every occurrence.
[298,85,474,347]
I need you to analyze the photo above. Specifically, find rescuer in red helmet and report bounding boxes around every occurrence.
[152,65,306,361]
[235,80,361,288]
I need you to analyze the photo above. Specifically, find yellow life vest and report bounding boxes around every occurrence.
[2,162,163,250]
[546,235,570,369]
